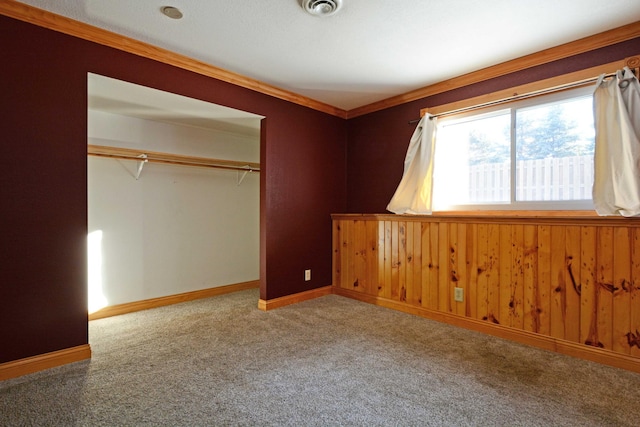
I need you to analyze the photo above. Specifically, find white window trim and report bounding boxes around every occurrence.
[433,85,596,211]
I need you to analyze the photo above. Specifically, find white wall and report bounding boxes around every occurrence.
[88,110,259,308]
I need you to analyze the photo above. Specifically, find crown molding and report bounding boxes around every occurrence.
[1,1,637,121]
[347,20,640,119]
[419,53,640,119]
[0,0,347,119]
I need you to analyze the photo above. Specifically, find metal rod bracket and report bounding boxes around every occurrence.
[135,154,148,180]
[237,168,252,186]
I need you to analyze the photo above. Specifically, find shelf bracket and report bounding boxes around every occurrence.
[135,154,148,180]
[237,168,252,186]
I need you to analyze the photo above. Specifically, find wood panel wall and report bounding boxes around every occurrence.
[332,214,640,370]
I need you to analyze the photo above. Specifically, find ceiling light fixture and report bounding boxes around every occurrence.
[161,6,183,19]
[301,0,343,17]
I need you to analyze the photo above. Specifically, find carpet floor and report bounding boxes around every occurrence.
[1,288,639,426]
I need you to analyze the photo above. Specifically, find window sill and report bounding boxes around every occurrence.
[332,211,640,226]
[430,210,599,217]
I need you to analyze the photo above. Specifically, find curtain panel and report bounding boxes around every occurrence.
[387,115,437,215]
[593,67,640,217]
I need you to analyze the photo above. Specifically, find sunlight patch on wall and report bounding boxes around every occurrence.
[88,230,108,313]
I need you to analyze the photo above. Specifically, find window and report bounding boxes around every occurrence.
[432,86,595,210]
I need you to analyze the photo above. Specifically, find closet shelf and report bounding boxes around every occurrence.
[88,144,260,173]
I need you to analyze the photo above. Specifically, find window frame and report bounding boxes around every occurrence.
[432,85,596,212]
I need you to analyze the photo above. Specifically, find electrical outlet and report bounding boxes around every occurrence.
[454,287,464,302]
[304,269,311,281]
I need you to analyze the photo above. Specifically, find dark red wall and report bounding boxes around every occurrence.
[1,19,89,363]
[0,15,346,364]
[346,38,640,213]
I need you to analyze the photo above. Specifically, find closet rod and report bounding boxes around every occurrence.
[88,144,260,172]
[90,152,259,172]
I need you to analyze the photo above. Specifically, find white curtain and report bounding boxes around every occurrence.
[593,67,640,217]
[387,115,437,214]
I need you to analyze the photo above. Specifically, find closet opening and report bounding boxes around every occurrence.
[87,73,263,318]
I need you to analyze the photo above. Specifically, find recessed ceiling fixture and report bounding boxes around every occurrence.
[161,6,183,19]
[301,0,343,17]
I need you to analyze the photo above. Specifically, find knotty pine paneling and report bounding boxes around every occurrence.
[333,214,640,360]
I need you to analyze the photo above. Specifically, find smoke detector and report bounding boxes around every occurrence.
[301,0,343,17]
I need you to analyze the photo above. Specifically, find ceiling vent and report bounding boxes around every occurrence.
[301,0,343,17]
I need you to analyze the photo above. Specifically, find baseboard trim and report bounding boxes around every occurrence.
[333,286,640,374]
[89,280,260,320]
[258,286,333,311]
[0,344,92,381]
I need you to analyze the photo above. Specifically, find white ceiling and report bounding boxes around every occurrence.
[15,0,640,111]
[88,73,263,137]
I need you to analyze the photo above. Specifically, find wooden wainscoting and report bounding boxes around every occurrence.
[332,213,640,372]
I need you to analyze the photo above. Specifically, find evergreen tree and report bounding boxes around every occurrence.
[461,98,594,166]
[516,102,594,161]
[468,125,510,166]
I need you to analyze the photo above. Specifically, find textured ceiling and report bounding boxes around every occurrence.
[14,0,640,111]
[88,74,263,137]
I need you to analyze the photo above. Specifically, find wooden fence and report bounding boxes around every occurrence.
[469,155,593,202]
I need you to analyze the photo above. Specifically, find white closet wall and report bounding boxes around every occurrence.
[88,110,259,307]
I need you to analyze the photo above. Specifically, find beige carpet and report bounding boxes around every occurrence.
[1,288,639,426]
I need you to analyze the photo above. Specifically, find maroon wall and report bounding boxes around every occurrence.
[0,15,347,364]
[1,19,89,363]
[346,38,640,213]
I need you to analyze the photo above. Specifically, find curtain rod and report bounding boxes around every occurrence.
[407,70,632,125]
